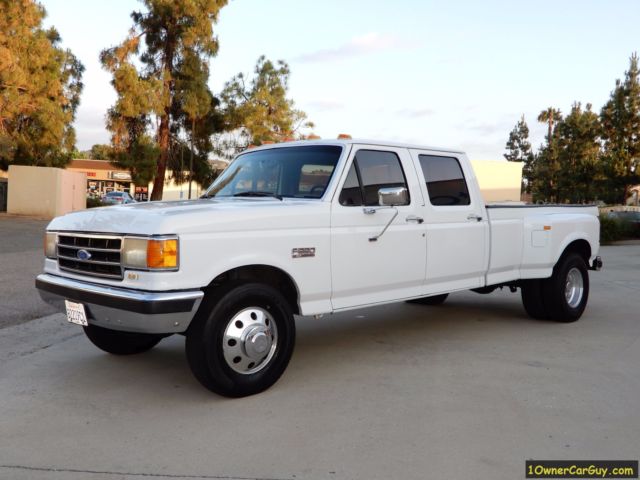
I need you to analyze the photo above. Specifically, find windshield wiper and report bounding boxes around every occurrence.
[232,191,283,200]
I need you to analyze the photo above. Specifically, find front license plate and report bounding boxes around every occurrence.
[65,300,88,326]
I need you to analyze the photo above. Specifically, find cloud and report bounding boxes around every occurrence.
[304,100,345,112]
[395,107,435,118]
[73,106,109,150]
[294,33,407,63]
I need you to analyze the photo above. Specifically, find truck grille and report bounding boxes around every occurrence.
[57,234,123,280]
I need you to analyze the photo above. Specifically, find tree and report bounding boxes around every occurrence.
[101,0,228,200]
[217,56,314,155]
[504,115,534,193]
[87,144,113,160]
[555,103,603,203]
[600,53,640,204]
[0,0,84,170]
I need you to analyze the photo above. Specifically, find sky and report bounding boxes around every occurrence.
[41,0,640,160]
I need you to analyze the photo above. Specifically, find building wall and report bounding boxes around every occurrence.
[7,165,86,218]
[470,160,523,203]
[155,178,203,201]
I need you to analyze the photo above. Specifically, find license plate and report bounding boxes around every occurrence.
[65,300,88,326]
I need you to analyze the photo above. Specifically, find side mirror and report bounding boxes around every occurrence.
[378,187,408,206]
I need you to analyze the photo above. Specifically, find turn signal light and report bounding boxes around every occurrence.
[147,239,178,269]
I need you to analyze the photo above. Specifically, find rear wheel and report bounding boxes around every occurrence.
[543,253,589,322]
[407,293,449,306]
[186,283,296,397]
[521,253,589,322]
[83,324,163,355]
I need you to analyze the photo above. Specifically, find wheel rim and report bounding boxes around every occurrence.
[564,267,584,308]
[222,307,278,375]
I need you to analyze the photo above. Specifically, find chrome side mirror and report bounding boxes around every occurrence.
[378,187,408,206]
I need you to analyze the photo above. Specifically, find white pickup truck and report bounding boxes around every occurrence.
[37,139,602,397]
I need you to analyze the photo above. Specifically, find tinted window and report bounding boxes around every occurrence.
[419,155,470,206]
[339,150,409,207]
[338,163,363,206]
[204,146,342,199]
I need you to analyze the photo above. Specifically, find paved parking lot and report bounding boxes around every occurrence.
[0,215,56,328]
[0,219,638,479]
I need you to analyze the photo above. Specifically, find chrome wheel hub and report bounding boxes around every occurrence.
[222,307,278,375]
[565,267,584,308]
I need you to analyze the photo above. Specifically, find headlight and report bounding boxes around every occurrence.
[122,237,179,270]
[44,232,57,258]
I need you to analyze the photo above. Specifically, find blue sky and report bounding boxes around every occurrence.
[41,0,640,160]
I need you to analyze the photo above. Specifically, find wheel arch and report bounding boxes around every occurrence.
[205,264,301,315]
[557,238,592,266]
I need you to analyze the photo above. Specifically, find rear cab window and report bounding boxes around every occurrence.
[418,154,471,206]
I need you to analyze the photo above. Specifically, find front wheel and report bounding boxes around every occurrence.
[186,283,296,397]
[83,324,164,355]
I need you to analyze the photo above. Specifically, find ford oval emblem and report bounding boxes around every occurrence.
[77,249,92,261]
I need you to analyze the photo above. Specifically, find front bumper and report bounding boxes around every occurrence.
[36,274,204,334]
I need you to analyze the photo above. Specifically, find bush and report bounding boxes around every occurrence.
[86,196,105,209]
[599,214,639,243]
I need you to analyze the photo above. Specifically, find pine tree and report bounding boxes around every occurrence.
[219,56,314,151]
[101,0,228,200]
[504,115,534,193]
[0,0,84,170]
[555,103,602,203]
[600,53,640,204]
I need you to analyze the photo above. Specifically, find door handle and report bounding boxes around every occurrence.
[405,215,424,224]
[467,214,483,222]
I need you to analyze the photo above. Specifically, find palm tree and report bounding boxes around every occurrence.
[537,108,563,202]
[537,107,562,142]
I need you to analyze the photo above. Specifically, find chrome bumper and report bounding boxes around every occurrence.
[35,274,204,334]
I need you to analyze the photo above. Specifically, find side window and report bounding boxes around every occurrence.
[419,155,471,206]
[339,163,363,206]
[339,150,410,207]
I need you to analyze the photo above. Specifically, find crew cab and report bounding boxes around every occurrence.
[36,139,602,397]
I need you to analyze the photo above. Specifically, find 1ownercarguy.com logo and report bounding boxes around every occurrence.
[526,461,638,478]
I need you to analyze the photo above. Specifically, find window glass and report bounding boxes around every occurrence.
[298,164,335,198]
[355,150,409,206]
[204,146,342,199]
[339,163,363,206]
[419,155,471,206]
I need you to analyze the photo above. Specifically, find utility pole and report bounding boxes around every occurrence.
[180,139,184,199]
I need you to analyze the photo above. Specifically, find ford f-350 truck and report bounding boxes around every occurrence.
[36,139,602,397]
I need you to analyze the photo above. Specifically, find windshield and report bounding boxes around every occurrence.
[204,145,342,199]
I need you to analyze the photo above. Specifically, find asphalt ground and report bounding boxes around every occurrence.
[0,214,56,328]
[0,218,638,480]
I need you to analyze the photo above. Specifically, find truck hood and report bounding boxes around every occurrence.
[47,198,328,235]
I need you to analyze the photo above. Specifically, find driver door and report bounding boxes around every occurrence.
[330,145,427,309]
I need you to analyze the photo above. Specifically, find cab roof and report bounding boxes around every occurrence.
[244,138,465,155]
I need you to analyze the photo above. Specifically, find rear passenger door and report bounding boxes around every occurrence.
[330,145,427,309]
[410,150,489,292]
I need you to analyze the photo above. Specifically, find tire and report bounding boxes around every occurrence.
[186,283,296,397]
[406,293,449,306]
[542,253,589,322]
[520,279,550,320]
[83,324,163,355]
